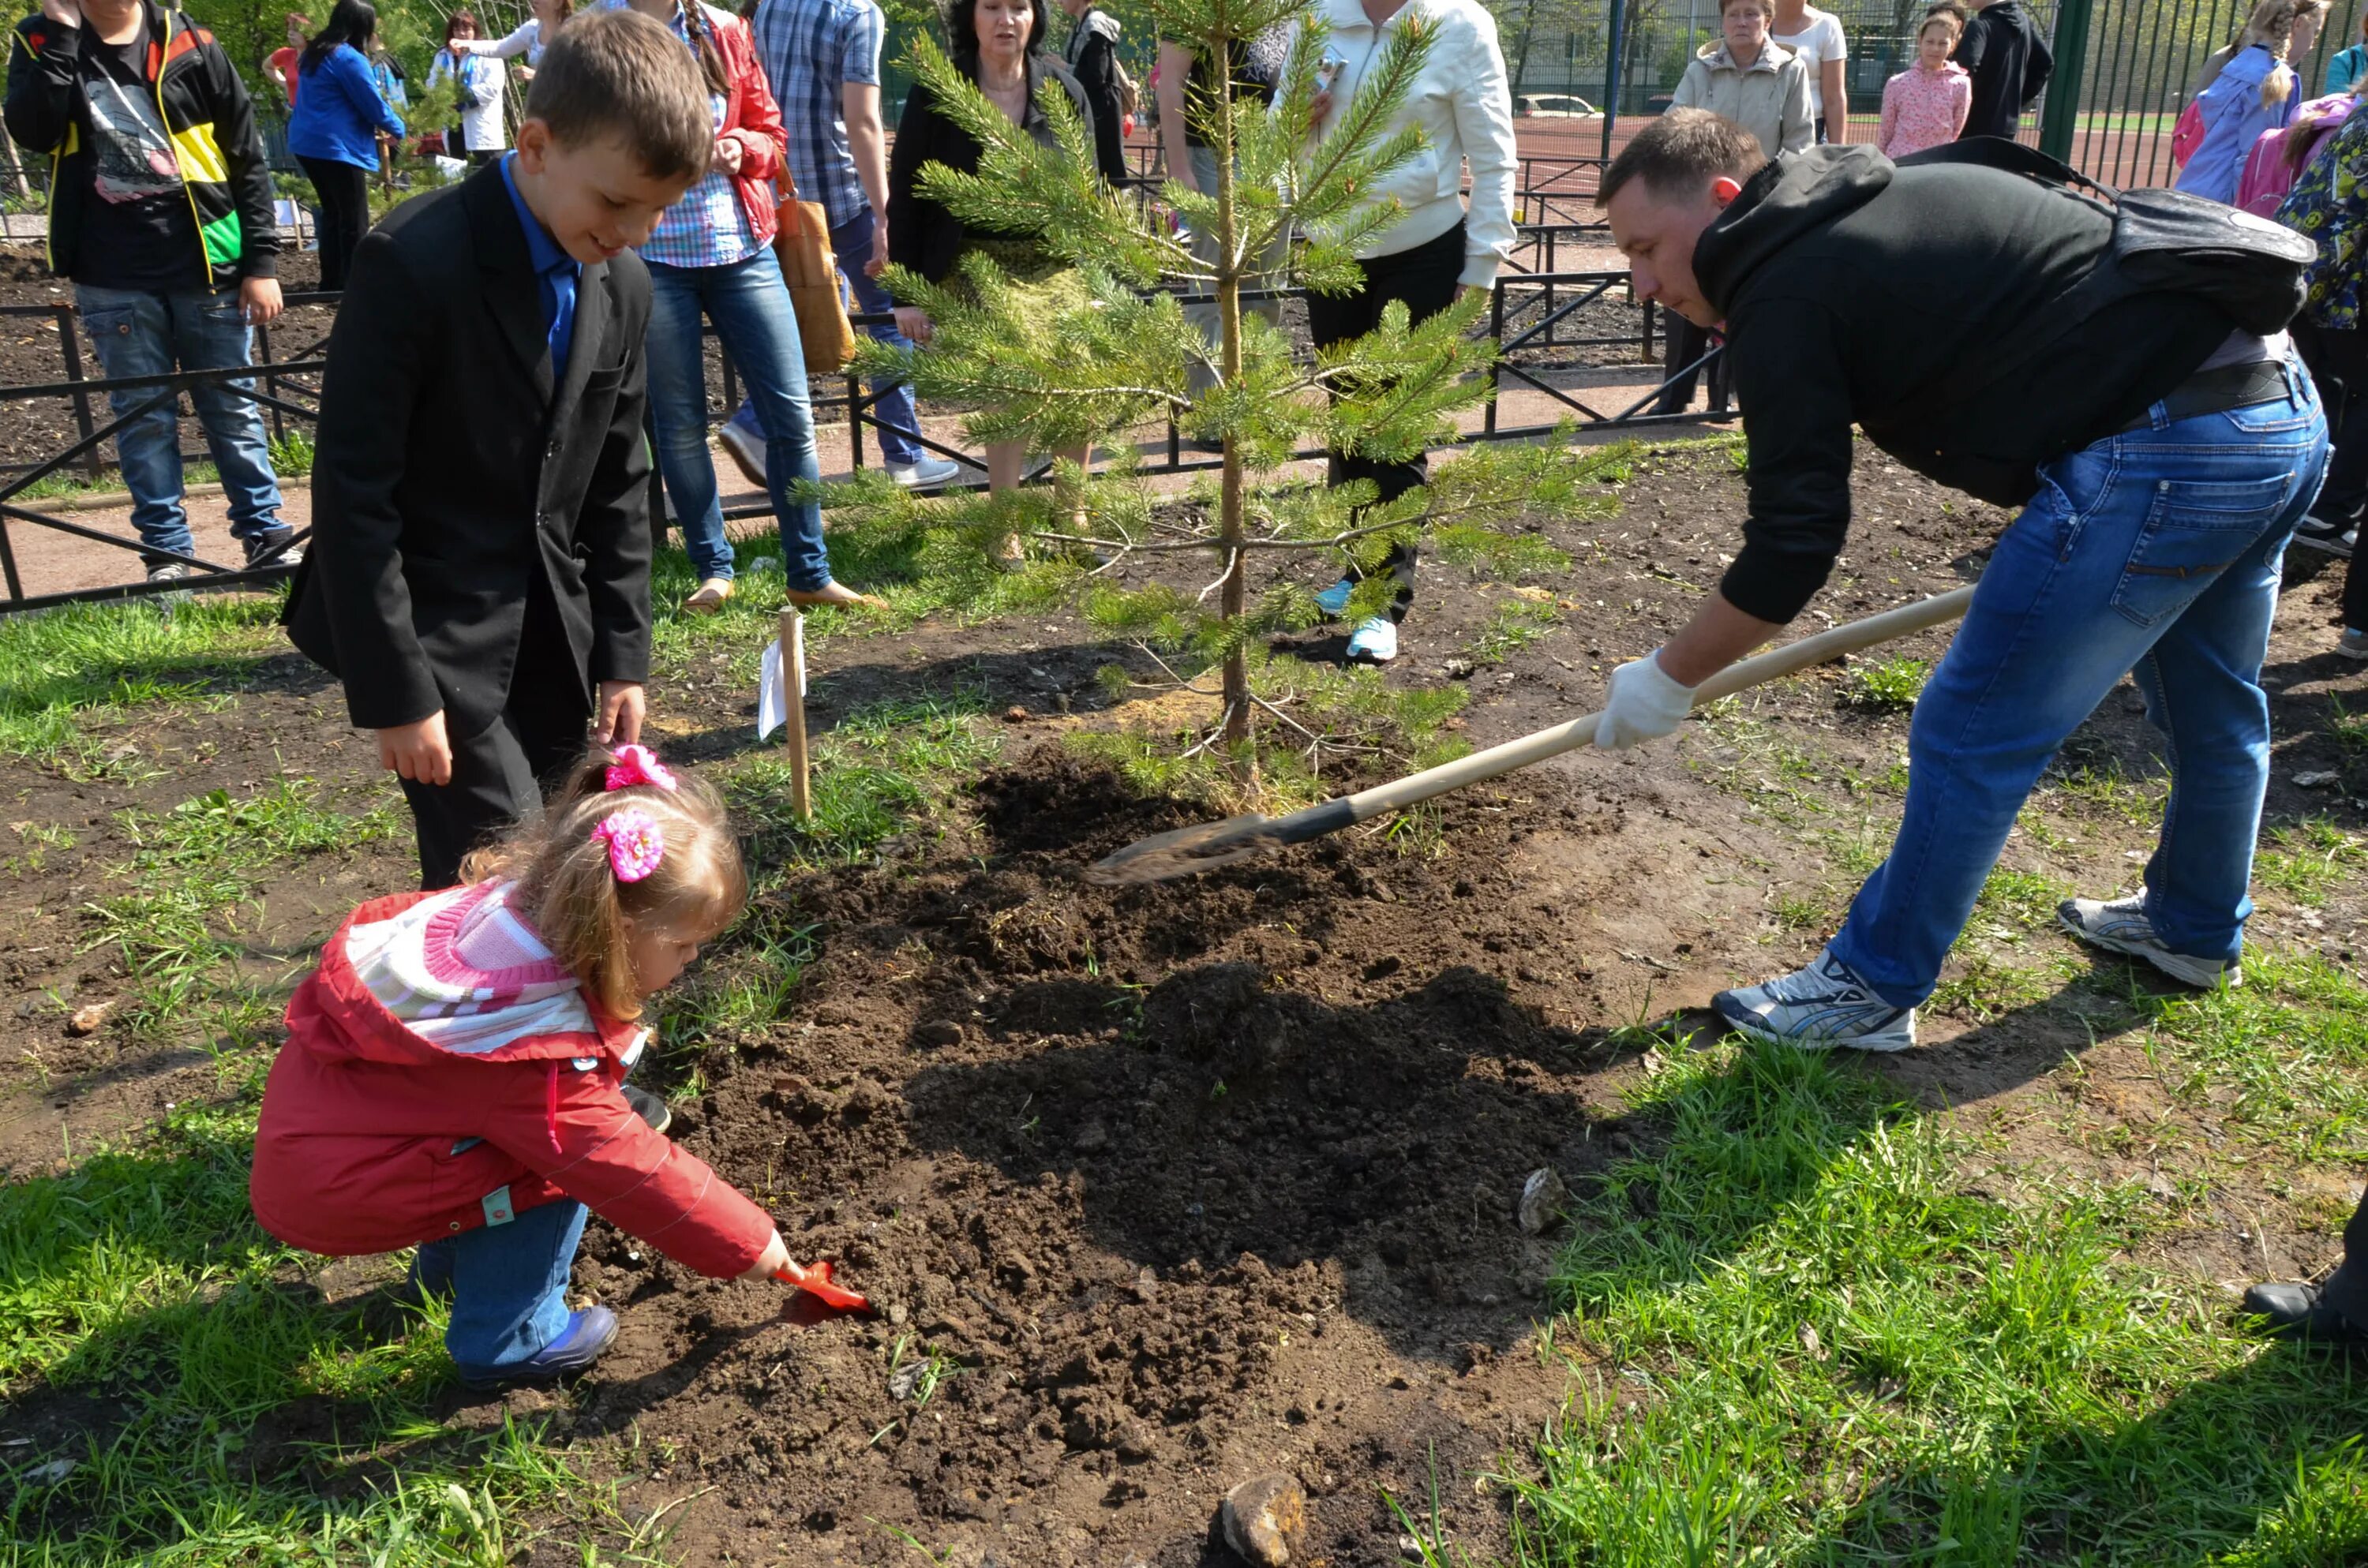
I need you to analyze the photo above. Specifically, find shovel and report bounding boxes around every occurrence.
[1088,585,1976,886]
[775,1259,870,1312]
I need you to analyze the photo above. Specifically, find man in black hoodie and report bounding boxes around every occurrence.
[1591,109,2324,1053]
[1953,0,2051,141]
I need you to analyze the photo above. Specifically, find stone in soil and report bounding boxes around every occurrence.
[1220,1473,1307,1566]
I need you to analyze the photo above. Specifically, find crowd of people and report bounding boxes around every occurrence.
[8,0,2368,1383]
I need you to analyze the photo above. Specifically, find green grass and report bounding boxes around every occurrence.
[0,1103,646,1566]
[1470,598,1563,664]
[81,777,401,1051]
[2255,820,2368,908]
[1841,655,1931,713]
[0,595,287,776]
[1510,1027,2368,1566]
[721,691,1002,871]
[646,501,1051,672]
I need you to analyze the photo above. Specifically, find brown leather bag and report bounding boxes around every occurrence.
[772,168,856,376]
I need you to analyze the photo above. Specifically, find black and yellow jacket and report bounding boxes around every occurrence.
[4,0,278,286]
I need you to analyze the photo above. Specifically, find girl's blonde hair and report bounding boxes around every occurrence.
[2241,0,2329,109]
[459,747,747,1022]
[1917,13,1959,44]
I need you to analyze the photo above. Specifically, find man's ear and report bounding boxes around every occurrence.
[1710,175,1744,209]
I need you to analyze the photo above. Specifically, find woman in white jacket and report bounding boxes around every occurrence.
[1291,0,1516,665]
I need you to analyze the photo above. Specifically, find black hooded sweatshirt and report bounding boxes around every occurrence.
[1692,146,2236,624]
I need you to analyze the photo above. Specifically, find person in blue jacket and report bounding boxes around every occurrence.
[287,0,405,289]
[2175,0,2325,207]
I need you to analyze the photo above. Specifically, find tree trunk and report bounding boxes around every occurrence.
[0,122,34,201]
[1213,23,1252,762]
[1510,0,1538,100]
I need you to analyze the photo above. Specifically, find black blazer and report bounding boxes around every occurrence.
[887,52,1096,285]
[283,162,653,737]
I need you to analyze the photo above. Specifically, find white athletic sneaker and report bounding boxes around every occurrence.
[2058,895,2242,989]
[1346,616,1398,664]
[717,421,768,488]
[888,455,962,489]
[1711,947,1918,1053]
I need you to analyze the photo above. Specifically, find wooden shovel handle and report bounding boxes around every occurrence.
[1263,585,1977,846]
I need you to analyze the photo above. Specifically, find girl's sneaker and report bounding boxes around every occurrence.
[1711,949,1917,1052]
[1313,578,1355,619]
[2340,627,2368,661]
[456,1306,618,1390]
[2057,894,2240,988]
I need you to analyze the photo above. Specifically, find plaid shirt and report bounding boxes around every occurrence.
[595,0,761,268]
[751,0,882,230]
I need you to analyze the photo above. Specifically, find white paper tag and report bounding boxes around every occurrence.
[756,638,807,742]
[481,1184,515,1226]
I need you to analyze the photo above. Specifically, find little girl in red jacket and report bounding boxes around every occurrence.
[251,745,792,1389]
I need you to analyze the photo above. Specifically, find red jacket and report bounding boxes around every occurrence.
[697,1,785,249]
[250,886,774,1279]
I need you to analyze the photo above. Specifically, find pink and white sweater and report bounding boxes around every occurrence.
[1879,62,1972,160]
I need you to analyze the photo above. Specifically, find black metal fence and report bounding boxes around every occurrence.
[0,238,1715,612]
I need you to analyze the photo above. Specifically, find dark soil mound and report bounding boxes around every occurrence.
[550,744,1626,1565]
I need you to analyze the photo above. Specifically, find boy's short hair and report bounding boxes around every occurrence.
[524,7,711,183]
[1596,109,1770,207]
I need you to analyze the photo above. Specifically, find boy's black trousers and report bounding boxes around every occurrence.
[399,593,591,890]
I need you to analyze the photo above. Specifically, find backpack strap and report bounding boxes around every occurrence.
[1894,135,2113,203]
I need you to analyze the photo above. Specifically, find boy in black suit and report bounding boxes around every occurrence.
[287,9,710,888]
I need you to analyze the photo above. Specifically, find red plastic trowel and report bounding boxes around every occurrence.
[774,1259,869,1312]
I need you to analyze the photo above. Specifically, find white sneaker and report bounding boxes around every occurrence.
[887,455,962,489]
[146,560,193,611]
[2058,894,2241,988]
[1346,616,1398,664]
[717,421,768,488]
[1711,947,1917,1053]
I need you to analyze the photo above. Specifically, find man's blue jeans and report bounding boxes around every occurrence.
[74,283,285,566]
[412,1196,587,1372]
[727,208,927,468]
[645,248,830,591]
[1830,362,2329,1005]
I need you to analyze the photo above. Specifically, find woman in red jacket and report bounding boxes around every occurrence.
[252,747,792,1389]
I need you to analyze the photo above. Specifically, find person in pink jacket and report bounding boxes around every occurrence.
[1879,13,1972,158]
[251,746,799,1389]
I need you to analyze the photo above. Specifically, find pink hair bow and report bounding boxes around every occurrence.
[591,809,665,882]
[605,744,679,794]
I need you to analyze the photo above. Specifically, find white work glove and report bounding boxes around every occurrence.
[1594,650,1699,750]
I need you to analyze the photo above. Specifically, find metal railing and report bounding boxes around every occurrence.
[0,265,1721,612]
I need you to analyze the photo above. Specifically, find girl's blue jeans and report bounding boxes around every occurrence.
[411,1197,587,1371]
[645,248,831,591]
[1830,361,2329,1006]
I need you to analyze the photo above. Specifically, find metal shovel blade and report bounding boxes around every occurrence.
[1084,813,1280,885]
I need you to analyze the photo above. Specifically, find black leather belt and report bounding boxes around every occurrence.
[2118,357,2294,434]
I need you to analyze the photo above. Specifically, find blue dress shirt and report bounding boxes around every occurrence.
[497,152,582,380]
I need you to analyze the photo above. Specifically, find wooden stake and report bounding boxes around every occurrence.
[779,605,811,820]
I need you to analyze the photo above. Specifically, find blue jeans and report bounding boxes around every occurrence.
[728,208,927,467]
[646,247,830,590]
[1830,362,2329,1005]
[412,1196,587,1372]
[74,283,285,565]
